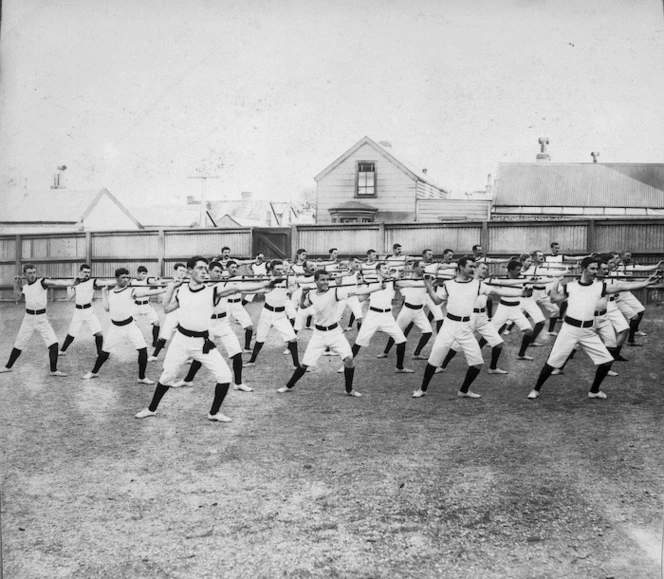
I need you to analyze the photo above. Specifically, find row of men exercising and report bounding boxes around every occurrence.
[0,249,656,394]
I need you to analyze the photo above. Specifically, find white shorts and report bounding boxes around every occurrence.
[134,303,160,325]
[14,313,58,350]
[355,309,406,348]
[520,297,545,325]
[256,307,297,343]
[67,306,103,337]
[228,300,253,329]
[285,299,297,319]
[335,296,364,322]
[209,317,242,357]
[546,321,614,368]
[104,320,147,352]
[491,302,532,333]
[160,331,232,385]
[396,304,432,334]
[424,294,444,321]
[534,289,560,317]
[301,326,353,367]
[295,304,315,331]
[606,303,629,333]
[594,315,618,348]
[472,313,503,348]
[616,292,645,319]
[428,317,483,367]
[159,310,179,340]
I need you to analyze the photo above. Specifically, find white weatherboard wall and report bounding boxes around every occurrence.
[316,142,416,224]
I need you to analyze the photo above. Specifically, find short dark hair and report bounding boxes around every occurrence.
[367,249,376,255]
[80,264,92,271]
[115,267,130,278]
[22,263,36,272]
[186,256,207,269]
[550,241,559,248]
[137,266,148,274]
[581,256,600,270]
[226,260,237,268]
[269,260,283,271]
[393,243,401,250]
[221,246,231,253]
[328,247,337,254]
[472,244,481,252]
[422,248,433,256]
[443,248,454,255]
[518,253,530,263]
[457,256,475,269]
[296,248,307,257]
[209,261,222,270]
[507,259,522,272]
[313,269,329,281]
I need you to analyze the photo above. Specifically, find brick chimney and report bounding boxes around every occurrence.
[536,138,551,162]
[591,152,600,163]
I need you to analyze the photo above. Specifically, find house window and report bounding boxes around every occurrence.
[356,162,376,197]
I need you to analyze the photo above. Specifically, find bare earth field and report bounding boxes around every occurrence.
[1,299,663,578]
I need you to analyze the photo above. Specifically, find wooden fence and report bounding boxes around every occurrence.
[1,219,662,302]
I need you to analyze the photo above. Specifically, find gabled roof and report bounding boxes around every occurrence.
[314,136,448,193]
[495,163,664,208]
[1,188,143,227]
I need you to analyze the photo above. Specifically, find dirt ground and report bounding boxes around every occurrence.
[1,299,663,578]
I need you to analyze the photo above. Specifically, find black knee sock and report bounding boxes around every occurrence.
[628,317,640,343]
[478,337,487,348]
[356,321,362,331]
[151,325,160,347]
[486,298,494,319]
[231,353,243,385]
[242,299,248,307]
[383,337,395,354]
[404,322,415,337]
[518,333,533,356]
[286,365,307,388]
[634,311,644,331]
[442,349,457,369]
[306,315,313,328]
[490,345,503,369]
[152,338,167,357]
[344,366,355,392]
[534,363,554,392]
[548,317,558,332]
[249,341,264,363]
[92,350,110,374]
[5,348,21,369]
[614,344,628,361]
[48,343,59,371]
[348,313,355,328]
[210,383,230,415]
[436,319,443,333]
[559,301,568,319]
[288,341,300,367]
[427,312,434,323]
[289,318,295,328]
[61,334,75,352]
[351,343,361,358]
[414,333,431,356]
[137,348,148,379]
[531,321,544,342]
[590,362,612,393]
[94,334,103,355]
[396,342,406,369]
[148,382,170,412]
[244,328,253,350]
[459,366,481,393]
[184,359,203,383]
[420,363,437,392]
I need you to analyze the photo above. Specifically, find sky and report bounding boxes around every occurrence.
[1,0,663,207]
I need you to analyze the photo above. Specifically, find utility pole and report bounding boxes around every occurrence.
[188,174,220,227]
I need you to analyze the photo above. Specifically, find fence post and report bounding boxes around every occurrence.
[291,224,298,259]
[158,230,165,276]
[481,220,489,252]
[378,222,386,255]
[15,235,22,303]
[85,231,92,266]
[586,219,595,254]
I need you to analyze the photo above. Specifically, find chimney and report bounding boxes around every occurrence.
[50,165,67,189]
[536,138,551,162]
[186,195,200,205]
[591,152,600,163]
[422,168,428,175]
[241,191,252,201]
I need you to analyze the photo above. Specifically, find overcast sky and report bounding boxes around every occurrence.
[1,0,663,206]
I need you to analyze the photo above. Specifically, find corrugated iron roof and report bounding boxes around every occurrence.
[495,163,664,208]
[2,189,103,222]
[417,199,490,221]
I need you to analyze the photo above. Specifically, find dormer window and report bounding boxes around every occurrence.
[356,162,376,197]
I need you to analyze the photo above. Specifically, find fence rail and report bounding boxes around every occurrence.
[1,219,663,302]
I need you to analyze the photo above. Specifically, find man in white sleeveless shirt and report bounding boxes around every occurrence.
[136,256,275,422]
[82,268,165,383]
[527,256,659,400]
[0,263,70,376]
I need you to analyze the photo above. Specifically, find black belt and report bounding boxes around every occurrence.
[370,307,392,313]
[134,300,149,305]
[76,303,92,310]
[315,323,338,332]
[26,308,46,315]
[177,325,215,353]
[594,310,607,317]
[211,312,227,319]
[473,307,486,314]
[533,286,547,290]
[446,313,471,323]
[500,300,520,307]
[564,316,594,328]
[404,302,423,310]
[228,298,242,303]
[264,304,285,312]
[112,317,133,326]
